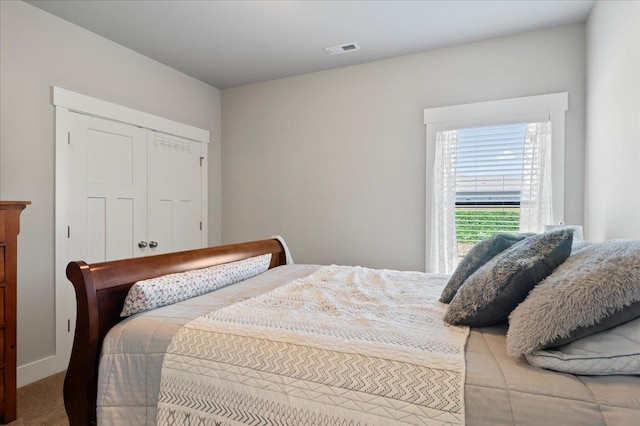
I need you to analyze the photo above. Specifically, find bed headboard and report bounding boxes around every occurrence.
[63,238,287,426]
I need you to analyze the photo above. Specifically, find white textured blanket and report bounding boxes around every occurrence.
[157,265,469,425]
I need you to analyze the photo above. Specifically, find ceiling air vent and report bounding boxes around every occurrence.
[324,42,361,56]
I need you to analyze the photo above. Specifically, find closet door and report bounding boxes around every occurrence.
[146,131,203,255]
[68,113,148,262]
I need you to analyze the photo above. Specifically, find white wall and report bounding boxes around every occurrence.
[585,1,640,240]
[222,24,586,271]
[0,1,221,374]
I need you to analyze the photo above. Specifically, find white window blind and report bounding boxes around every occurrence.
[455,123,526,205]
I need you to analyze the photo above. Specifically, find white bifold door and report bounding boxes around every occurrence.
[146,131,203,255]
[67,113,204,263]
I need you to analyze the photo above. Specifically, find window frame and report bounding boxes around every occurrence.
[423,93,568,272]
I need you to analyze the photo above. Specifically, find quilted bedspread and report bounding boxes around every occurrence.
[157,265,470,425]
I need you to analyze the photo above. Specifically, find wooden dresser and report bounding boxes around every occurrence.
[0,202,29,424]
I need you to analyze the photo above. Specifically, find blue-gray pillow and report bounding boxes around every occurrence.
[440,233,532,303]
[444,228,574,327]
[507,240,640,356]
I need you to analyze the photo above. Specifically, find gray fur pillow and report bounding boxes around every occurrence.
[444,228,573,327]
[507,240,640,357]
[570,240,592,255]
[440,233,532,303]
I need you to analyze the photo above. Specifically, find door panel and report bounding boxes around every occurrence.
[174,200,199,252]
[87,129,134,185]
[68,114,147,262]
[85,195,137,262]
[149,199,173,255]
[110,198,135,260]
[86,197,106,263]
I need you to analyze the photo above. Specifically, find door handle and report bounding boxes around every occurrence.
[149,241,158,248]
[138,241,148,248]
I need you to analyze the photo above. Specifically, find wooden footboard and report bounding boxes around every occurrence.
[63,239,287,426]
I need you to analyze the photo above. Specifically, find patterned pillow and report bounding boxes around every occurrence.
[444,228,573,327]
[440,233,533,303]
[121,253,272,316]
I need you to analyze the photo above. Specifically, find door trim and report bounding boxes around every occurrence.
[53,87,210,143]
[19,88,210,387]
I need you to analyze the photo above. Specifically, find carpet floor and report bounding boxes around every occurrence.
[7,371,68,426]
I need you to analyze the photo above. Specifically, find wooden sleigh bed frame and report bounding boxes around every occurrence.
[63,238,287,426]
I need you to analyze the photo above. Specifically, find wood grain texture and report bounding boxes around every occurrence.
[0,201,29,424]
[63,238,287,426]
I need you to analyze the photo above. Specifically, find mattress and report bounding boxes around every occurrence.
[97,264,640,425]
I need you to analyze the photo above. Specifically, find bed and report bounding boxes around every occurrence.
[63,238,640,426]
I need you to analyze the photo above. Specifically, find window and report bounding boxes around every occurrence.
[436,121,552,260]
[424,93,567,273]
[454,123,529,257]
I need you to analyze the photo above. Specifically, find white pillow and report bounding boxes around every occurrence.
[121,253,272,316]
[525,317,640,375]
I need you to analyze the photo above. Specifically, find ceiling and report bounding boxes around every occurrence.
[27,0,595,89]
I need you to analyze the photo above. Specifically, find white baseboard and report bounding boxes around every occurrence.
[17,354,66,387]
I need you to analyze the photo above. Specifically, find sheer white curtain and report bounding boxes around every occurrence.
[520,122,553,233]
[430,130,459,274]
